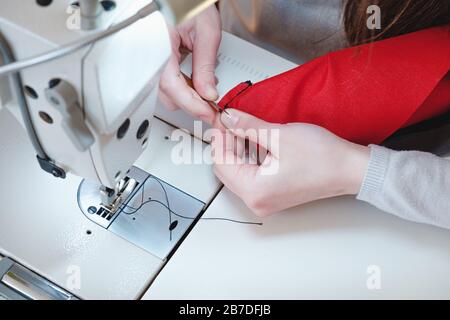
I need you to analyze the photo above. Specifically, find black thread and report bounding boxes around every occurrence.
[123,199,263,226]
[121,176,263,234]
[125,175,173,241]
[153,176,173,241]
[224,81,253,110]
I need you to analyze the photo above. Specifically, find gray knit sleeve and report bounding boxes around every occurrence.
[357,145,450,229]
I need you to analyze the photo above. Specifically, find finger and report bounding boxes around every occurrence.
[210,129,245,160]
[192,22,221,101]
[235,136,246,158]
[220,109,279,151]
[160,54,216,123]
[212,113,227,132]
[247,140,268,165]
[211,131,259,194]
[159,90,179,111]
[159,27,182,111]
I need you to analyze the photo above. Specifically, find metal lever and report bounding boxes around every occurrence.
[0,258,77,300]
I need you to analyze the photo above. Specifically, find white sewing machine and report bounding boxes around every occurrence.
[1,0,450,300]
[0,0,222,299]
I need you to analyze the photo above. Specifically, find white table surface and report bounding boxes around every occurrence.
[144,187,450,299]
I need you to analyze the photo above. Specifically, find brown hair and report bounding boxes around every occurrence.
[344,0,450,45]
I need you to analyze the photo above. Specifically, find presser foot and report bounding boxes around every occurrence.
[99,177,138,214]
[77,166,205,260]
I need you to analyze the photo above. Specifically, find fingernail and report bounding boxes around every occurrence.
[204,85,218,100]
[220,110,239,128]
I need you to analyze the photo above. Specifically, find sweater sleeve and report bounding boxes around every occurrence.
[357,145,450,229]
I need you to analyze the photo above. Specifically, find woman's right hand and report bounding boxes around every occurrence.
[212,109,371,217]
[159,6,222,124]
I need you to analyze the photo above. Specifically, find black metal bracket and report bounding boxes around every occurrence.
[36,155,66,179]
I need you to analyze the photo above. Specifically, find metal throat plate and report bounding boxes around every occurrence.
[77,166,205,260]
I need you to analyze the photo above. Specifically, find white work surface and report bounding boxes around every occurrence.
[144,188,450,299]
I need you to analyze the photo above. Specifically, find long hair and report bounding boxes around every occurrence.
[344,0,450,45]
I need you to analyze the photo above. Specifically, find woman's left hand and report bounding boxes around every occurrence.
[211,109,371,217]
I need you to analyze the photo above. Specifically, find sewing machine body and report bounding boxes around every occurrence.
[0,0,221,299]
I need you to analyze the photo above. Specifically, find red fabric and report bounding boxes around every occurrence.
[406,71,450,126]
[218,27,450,145]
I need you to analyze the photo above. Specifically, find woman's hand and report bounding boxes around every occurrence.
[159,6,222,124]
[211,109,371,217]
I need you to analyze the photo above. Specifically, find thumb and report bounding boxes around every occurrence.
[220,109,279,150]
[192,25,221,101]
[211,129,258,195]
